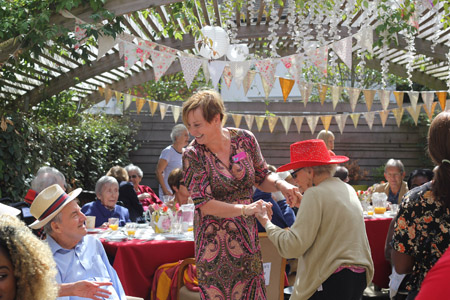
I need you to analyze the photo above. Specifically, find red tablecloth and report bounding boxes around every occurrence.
[364,217,392,288]
[102,239,194,300]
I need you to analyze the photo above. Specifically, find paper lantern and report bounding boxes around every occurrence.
[195,26,229,59]
[226,44,249,61]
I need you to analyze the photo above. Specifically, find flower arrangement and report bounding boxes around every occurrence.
[151,203,180,233]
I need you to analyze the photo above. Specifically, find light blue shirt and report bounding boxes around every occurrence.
[47,234,126,300]
[158,145,182,199]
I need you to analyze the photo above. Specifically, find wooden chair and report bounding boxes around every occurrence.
[258,232,287,300]
[176,257,200,300]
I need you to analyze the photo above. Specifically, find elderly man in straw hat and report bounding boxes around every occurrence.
[256,139,374,300]
[29,184,126,300]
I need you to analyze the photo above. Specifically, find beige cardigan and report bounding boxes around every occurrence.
[265,177,374,300]
[372,181,408,204]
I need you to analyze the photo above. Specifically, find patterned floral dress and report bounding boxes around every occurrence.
[183,128,268,300]
[392,182,450,292]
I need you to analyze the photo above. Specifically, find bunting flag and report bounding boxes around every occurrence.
[436,91,447,110]
[280,116,293,134]
[104,88,113,105]
[364,112,376,130]
[119,41,125,58]
[379,110,390,127]
[255,59,279,93]
[222,114,228,127]
[243,71,256,96]
[423,101,437,120]
[306,46,328,77]
[115,91,123,101]
[393,91,404,108]
[149,100,158,116]
[136,98,146,114]
[209,61,227,89]
[392,107,404,127]
[334,114,348,134]
[123,42,140,71]
[267,116,279,133]
[320,115,333,131]
[137,40,157,65]
[407,91,420,111]
[123,93,132,110]
[355,27,374,54]
[172,105,181,123]
[222,66,233,89]
[202,60,210,83]
[98,87,104,96]
[279,77,295,102]
[363,90,376,111]
[230,61,251,89]
[179,55,202,88]
[150,50,177,82]
[293,116,304,133]
[281,54,303,81]
[421,91,435,113]
[347,87,361,112]
[306,116,319,134]
[261,75,273,99]
[350,113,360,128]
[331,36,353,69]
[74,19,88,50]
[97,35,117,60]
[255,115,266,132]
[379,90,391,111]
[158,45,178,55]
[299,82,313,107]
[244,114,255,131]
[318,84,328,105]
[406,105,422,125]
[232,113,243,128]
[331,86,342,109]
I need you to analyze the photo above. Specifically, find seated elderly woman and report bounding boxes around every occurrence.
[167,168,192,206]
[372,158,408,204]
[256,139,374,300]
[125,164,162,211]
[81,175,130,227]
[0,214,58,300]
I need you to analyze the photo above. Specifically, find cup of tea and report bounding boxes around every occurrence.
[85,216,96,229]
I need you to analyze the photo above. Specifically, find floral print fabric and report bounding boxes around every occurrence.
[392,182,450,292]
[182,128,268,300]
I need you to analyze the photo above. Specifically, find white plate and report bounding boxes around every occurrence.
[87,228,103,234]
[163,234,185,240]
[105,236,128,242]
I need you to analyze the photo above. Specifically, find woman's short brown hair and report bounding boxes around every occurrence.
[168,168,183,191]
[106,166,129,182]
[182,90,225,126]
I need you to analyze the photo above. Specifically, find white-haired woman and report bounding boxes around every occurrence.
[125,164,161,211]
[156,124,189,199]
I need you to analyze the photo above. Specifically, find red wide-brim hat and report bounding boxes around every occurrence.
[277,139,349,172]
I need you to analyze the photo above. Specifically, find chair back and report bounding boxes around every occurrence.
[259,232,287,300]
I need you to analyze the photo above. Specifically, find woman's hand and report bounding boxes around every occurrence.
[138,193,151,200]
[277,180,302,208]
[244,200,273,219]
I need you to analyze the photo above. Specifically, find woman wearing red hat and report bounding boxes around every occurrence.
[256,139,374,300]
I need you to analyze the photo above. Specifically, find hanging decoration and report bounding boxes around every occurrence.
[279,77,295,102]
[293,116,304,134]
[195,26,230,59]
[280,116,293,134]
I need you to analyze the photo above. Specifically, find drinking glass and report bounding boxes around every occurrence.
[163,195,174,204]
[108,218,119,231]
[171,216,183,234]
[125,222,137,238]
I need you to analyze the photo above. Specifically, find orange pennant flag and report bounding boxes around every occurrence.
[279,77,295,102]
[136,98,146,114]
[320,115,333,131]
[318,84,328,105]
[436,91,447,110]
[393,91,404,108]
[379,110,390,127]
[423,102,437,120]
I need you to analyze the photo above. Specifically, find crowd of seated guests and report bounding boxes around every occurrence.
[125,164,161,211]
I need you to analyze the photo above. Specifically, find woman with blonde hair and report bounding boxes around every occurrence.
[0,214,58,300]
[317,129,336,156]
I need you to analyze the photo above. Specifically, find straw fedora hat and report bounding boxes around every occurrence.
[277,139,349,172]
[29,184,82,229]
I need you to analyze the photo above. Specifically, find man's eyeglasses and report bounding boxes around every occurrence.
[290,168,304,179]
[130,175,138,179]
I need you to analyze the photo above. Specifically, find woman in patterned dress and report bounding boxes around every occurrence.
[391,111,450,299]
[181,90,301,300]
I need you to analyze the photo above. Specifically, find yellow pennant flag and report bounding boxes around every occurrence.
[363,90,376,111]
[350,113,360,128]
[222,114,228,127]
[379,90,391,111]
[149,101,158,116]
[172,105,181,123]
[279,77,295,102]
[406,105,422,125]
[423,102,437,120]
[347,87,361,112]
[378,110,390,127]
[115,91,123,101]
[318,84,328,105]
[243,71,256,96]
[393,91,404,108]
[334,114,348,134]
[255,115,266,132]
[267,116,279,133]
[436,91,447,110]
[104,88,113,105]
[231,114,243,128]
[293,116,304,133]
[331,86,342,110]
[320,115,333,131]
[392,107,404,127]
[244,115,254,130]
[280,116,293,134]
[136,98,146,114]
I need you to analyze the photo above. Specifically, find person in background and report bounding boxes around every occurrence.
[0,214,58,300]
[81,176,130,227]
[391,111,450,299]
[372,159,408,205]
[156,124,190,200]
[407,169,434,190]
[29,184,126,300]
[167,168,192,206]
[256,139,374,300]
[107,166,144,222]
[125,164,161,211]
[334,166,350,183]
[317,129,336,156]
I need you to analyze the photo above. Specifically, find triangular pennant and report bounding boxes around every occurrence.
[299,82,313,107]
[331,36,353,69]
[267,116,279,133]
[244,114,255,130]
[293,116,304,133]
[423,101,437,120]
[243,70,256,96]
[222,65,233,89]
[279,77,295,102]
[123,94,132,111]
[231,114,243,128]
[98,87,104,96]
[379,110,390,127]
[320,115,333,131]
[363,90,376,111]
[137,40,157,65]
[158,45,178,55]
[334,114,348,134]
[421,91,435,113]
[393,91,404,108]
[149,100,158,116]
[74,19,88,50]
[222,114,228,127]
[364,111,376,130]
[208,61,227,89]
[115,91,123,101]
[280,116,293,134]
[331,86,342,110]
[97,35,117,60]
[150,50,176,81]
[436,91,447,110]
[355,27,374,54]
[230,61,251,89]
[407,91,420,111]
[255,115,266,132]
[172,105,181,123]
[123,42,140,72]
[179,55,202,88]
[379,90,391,111]
[392,107,404,127]
[306,116,319,134]
[306,46,328,77]
[347,87,361,112]
[104,88,113,105]
[136,98,146,114]
[406,105,422,125]
[318,84,328,105]
[255,59,279,91]
[260,75,273,100]
[350,113,360,128]
[159,103,168,120]
[281,54,303,81]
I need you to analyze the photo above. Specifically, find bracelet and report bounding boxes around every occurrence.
[241,205,246,216]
